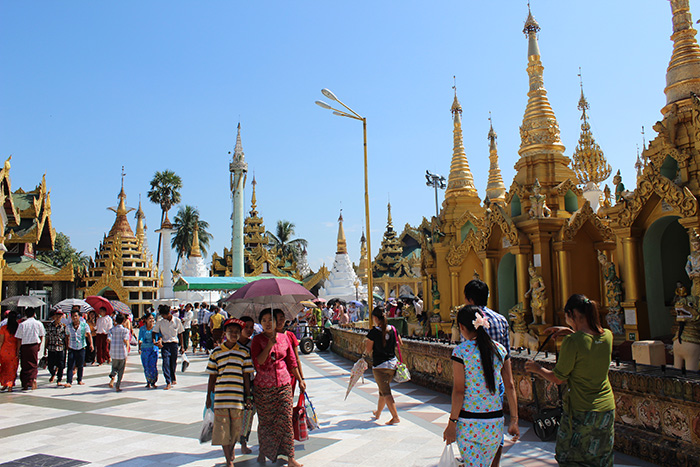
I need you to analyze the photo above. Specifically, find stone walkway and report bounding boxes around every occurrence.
[0,349,658,466]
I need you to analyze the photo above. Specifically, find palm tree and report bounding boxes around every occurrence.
[147,170,183,267]
[266,220,308,263]
[171,205,212,270]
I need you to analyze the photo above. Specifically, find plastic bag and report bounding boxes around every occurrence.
[181,352,190,372]
[393,362,411,383]
[438,443,459,467]
[304,392,319,430]
[199,408,215,444]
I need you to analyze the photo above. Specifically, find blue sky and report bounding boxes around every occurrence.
[0,1,675,272]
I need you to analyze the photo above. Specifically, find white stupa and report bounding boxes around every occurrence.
[319,212,366,302]
[181,223,208,277]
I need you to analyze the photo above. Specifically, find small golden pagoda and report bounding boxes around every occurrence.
[356,230,368,284]
[80,180,159,316]
[372,203,421,299]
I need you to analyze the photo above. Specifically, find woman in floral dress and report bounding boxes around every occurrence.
[443,306,519,466]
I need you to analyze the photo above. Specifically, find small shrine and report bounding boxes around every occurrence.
[1,164,76,314]
[79,180,159,316]
[372,203,421,299]
[318,211,365,302]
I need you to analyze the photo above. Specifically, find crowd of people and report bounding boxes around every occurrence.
[0,285,616,466]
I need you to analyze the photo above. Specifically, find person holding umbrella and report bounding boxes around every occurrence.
[44,309,67,387]
[251,308,305,467]
[95,307,113,365]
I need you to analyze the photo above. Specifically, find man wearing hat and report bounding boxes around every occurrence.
[45,308,67,387]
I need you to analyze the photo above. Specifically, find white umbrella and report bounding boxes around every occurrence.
[56,298,93,314]
[0,295,46,308]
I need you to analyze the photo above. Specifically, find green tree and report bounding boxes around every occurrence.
[266,220,308,262]
[171,205,212,270]
[36,232,91,277]
[147,170,183,267]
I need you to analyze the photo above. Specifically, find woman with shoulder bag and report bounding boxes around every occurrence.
[525,294,615,466]
[364,306,401,425]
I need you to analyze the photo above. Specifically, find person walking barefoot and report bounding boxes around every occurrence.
[364,306,401,425]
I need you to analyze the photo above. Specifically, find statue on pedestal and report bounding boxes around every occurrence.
[508,302,539,351]
[602,184,612,209]
[597,251,625,336]
[528,179,551,218]
[525,262,548,325]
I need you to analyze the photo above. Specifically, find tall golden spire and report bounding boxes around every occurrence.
[387,201,393,227]
[445,82,478,197]
[190,221,202,258]
[572,72,611,186]
[357,230,368,283]
[336,210,347,255]
[135,195,146,243]
[518,5,565,158]
[249,175,258,216]
[107,167,135,238]
[664,0,700,112]
[486,114,507,205]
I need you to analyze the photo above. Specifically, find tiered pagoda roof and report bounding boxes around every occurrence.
[373,203,415,278]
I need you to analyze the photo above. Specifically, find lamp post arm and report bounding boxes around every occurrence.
[334,96,363,120]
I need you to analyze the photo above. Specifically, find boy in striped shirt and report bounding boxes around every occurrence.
[206,318,254,467]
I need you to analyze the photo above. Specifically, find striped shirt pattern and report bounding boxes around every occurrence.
[206,342,254,410]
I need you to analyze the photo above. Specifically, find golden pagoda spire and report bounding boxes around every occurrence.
[518,5,565,158]
[486,113,507,205]
[357,230,368,283]
[387,201,393,228]
[190,221,202,258]
[135,195,146,242]
[336,210,347,254]
[250,175,258,216]
[107,167,135,238]
[572,70,611,186]
[445,79,478,197]
[664,0,700,112]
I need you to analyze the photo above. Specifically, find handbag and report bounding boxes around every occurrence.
[292,392,309,441]
[304,392,319,430]
[392,326,411,383]
[437,443,459,467]
[530,332,562,442]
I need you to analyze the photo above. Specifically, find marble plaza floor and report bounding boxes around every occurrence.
[0,349,659,467]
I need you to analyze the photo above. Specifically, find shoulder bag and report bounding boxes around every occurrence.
[392,326,411,383]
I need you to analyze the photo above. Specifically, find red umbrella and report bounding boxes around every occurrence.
[225,278,315,322]
[85,296,114,315]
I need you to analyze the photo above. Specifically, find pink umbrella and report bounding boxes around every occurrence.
[225,278,315,322]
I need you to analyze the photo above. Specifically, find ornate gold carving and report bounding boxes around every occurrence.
[480,204,521,249]
[505,182,528,204]
[560,201,615,242]
[447,230,481,267]
[83,274,129,303]
[303,265,329,290]
[2,262,74,282]
[615,171,698,227]
[554,179,583,197]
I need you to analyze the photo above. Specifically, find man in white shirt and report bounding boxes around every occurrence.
[95,307,113,365]
[180,303,194,353]
[154,305,184,390]
[14,308,45,390]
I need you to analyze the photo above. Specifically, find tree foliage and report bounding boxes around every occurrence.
[171,205,212,269]
[147,170,183,266]
[37,232,91,277]
[266,220,308,262]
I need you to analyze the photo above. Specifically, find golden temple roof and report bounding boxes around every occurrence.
[445,86,478,198]
[107,179,136,238]
[664,0,700,111]
[571,76,611,186]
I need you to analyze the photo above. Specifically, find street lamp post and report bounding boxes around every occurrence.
[316,89,373,306]
[425,170,446,218]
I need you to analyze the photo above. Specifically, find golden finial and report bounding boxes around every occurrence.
[641,126,646,150]
[665,0,700,110]
[486,113,506,205]
[446,81,477,196]
[190,221,202,257]
[336,209,347,255]
[572,72,611,186]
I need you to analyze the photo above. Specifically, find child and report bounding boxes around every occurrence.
[206,318,254,467]
[108,313,130,392]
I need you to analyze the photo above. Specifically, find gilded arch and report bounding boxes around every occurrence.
[480,204,522,250]
[446,229,481,267]
[616,171,698,227]
[558,201,615,243]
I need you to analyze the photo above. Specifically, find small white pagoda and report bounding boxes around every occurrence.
[319,211,366,302]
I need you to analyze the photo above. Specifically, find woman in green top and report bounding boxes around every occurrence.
[525,294,615,467]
